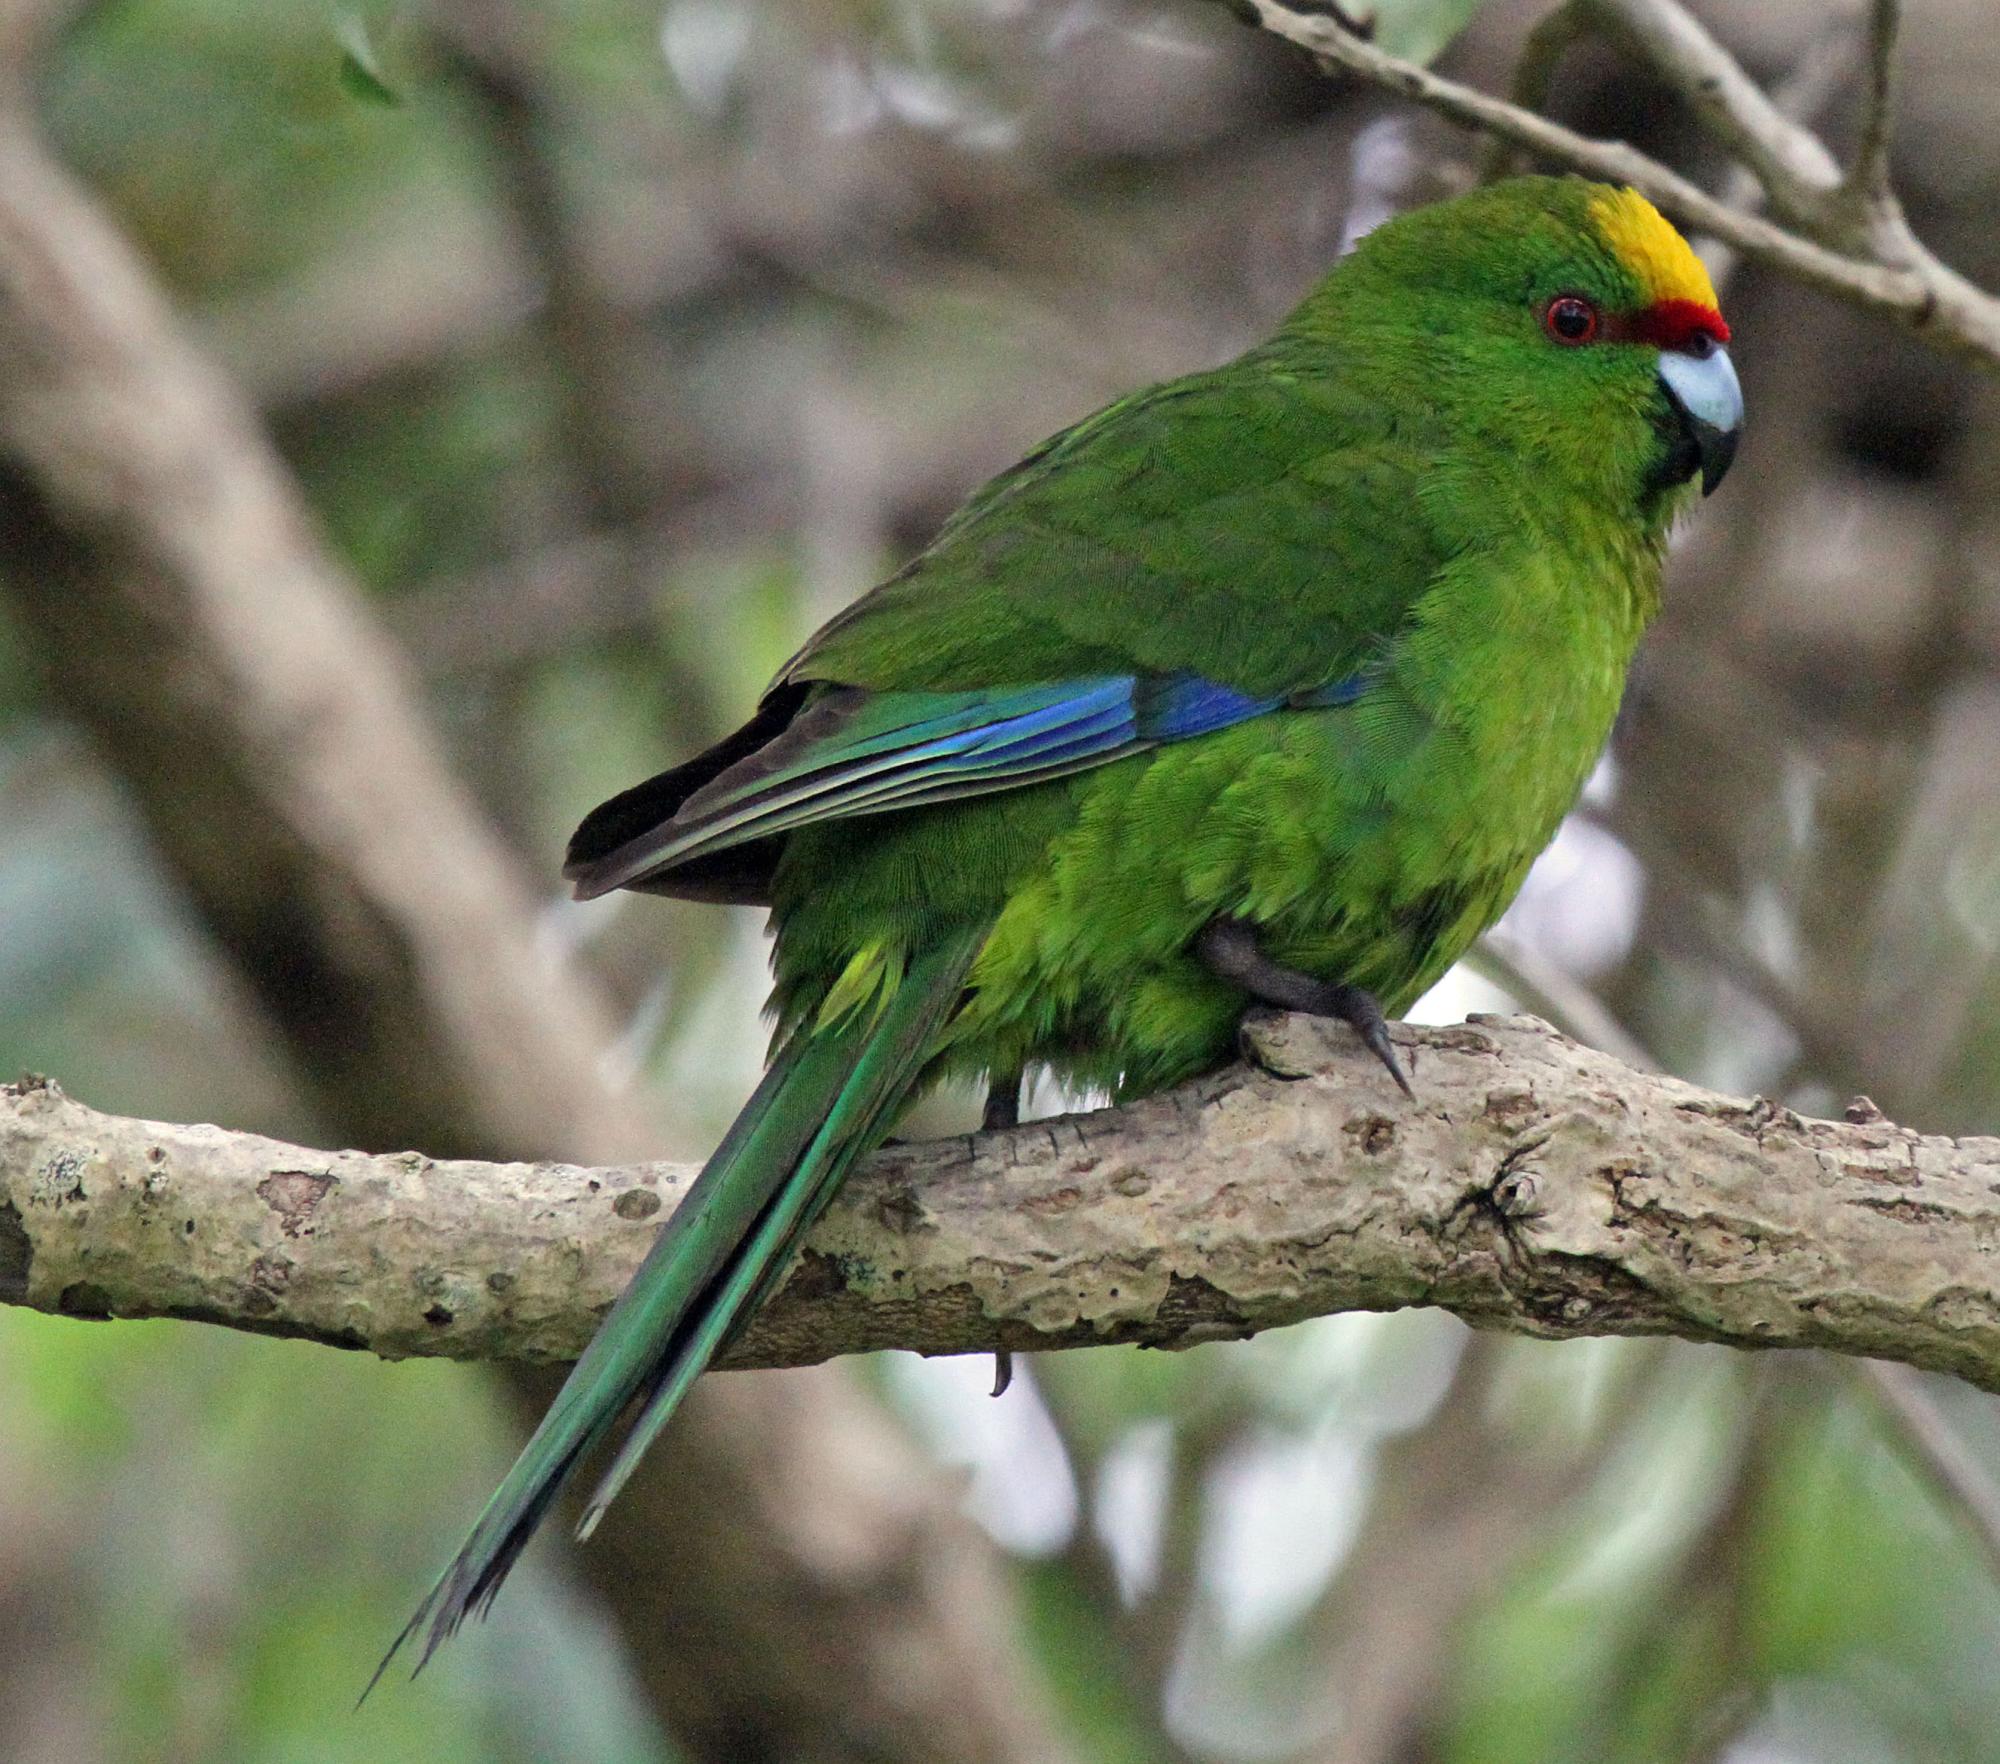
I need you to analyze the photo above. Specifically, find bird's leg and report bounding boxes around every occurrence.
[982,1070,1023,1133]
[982,1068,1024,1397]
[1196,917,1414,1099]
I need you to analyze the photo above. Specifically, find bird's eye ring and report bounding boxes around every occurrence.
[1543,295,1600,346]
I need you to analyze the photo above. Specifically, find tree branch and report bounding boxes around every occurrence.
[1239,0,2000,367]
[1856,1359,2000,1583]
[8,1013,2000,1390]
[1582,0,1842,222]
[0,85,1069,1763]
[1845,0,1902,207]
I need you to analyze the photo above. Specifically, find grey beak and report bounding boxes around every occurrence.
[1658,343,1743,495]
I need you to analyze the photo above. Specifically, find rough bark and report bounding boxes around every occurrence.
[6,1013,1997,1392]
[0,98,1068,1764]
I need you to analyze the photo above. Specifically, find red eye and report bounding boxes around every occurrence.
[1543,295,1600,345]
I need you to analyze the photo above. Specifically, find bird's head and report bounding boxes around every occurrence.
[1287,176,1743,511]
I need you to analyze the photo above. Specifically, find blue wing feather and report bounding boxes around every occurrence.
[571,668,1368,897]
[1135,675,1281,739]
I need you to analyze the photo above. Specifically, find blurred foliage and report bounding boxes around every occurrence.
[11,0,2000,1760]
[1350,0,1488,65]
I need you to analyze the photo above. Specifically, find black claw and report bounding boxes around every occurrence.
[1197,917,1415,1099]
[1358,1015,1415,1099]
[1325,982,1415,1099]
[991,1351,1014,1397]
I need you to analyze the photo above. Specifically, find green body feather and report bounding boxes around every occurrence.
[386,176,1718,1675]
[771,177,1678,1095]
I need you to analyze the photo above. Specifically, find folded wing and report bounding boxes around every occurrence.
[563,670,1319,902]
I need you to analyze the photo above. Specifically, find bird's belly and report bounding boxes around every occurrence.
[952,669,1616,1097]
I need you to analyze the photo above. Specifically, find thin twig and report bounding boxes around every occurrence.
[1857,1360,2000,1584]
[1243,0,1902,315]
[1587,0,1841,221]
[1465,933,1658,1071]
[1477,0,1589,184]
[1486,1,1853,277]
[1240,0,2000,366]
[1697,18,1859,289]
[1846,0,1902,203]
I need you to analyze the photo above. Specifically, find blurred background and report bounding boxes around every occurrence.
[6,0,2000,1759]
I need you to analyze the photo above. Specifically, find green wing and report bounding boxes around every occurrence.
[781,360,1449,698]
[567,358,1450,902]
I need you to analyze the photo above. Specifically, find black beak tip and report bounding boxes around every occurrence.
[1697,420,1739,496]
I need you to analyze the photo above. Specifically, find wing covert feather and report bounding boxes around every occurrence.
[568,351,1445,901]
[781,363,1447,700]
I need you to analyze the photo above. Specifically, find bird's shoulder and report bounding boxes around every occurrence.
[782,352,1454,701]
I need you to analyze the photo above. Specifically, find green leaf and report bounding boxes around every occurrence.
[1350,0,1488,65]
[334,12,402,107]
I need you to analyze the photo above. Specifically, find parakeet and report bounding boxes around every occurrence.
[381,174,1741,1676]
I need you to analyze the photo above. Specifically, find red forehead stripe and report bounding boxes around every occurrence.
[1624,297,1730,349]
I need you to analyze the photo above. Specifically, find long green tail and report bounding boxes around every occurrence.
[371,925,985,1689]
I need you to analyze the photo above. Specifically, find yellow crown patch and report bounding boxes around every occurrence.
[1588,186,1719,312]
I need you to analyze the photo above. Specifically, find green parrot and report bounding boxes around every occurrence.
[380,174,1741,1676]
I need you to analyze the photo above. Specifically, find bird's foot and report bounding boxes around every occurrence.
[983,1072,1023,1397]
[982,1072,1023,1134]
[1196,917,1414,1099]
